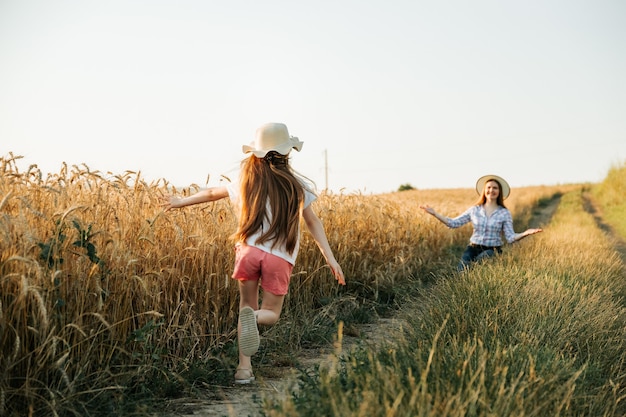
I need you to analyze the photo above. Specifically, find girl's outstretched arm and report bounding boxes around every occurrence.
[302,206,346,285]
[161,186,229,210]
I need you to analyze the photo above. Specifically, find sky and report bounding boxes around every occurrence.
[1,0,625,194]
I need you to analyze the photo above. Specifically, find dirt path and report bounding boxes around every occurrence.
[158,318,407,417]
[157,193,593,417]
[529,194,561,230]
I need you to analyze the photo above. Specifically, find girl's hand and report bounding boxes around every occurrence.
[159,195,182,211]
[328,260,346,286]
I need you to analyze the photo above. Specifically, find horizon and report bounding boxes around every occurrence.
[2,0,625,194]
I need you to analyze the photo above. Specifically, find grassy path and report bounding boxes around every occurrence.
[265,188,626,416]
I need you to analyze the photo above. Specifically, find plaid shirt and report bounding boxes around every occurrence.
[445,205,516,247]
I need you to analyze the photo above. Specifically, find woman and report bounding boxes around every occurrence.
[162,123,345,383]
[419,174,542,271]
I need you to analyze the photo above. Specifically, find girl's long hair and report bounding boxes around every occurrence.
[233,151,305,254]
[476,179,507,208]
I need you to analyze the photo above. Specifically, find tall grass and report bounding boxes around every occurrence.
[593,161,626,239]
[0,153,569,416]
[266,188,626,416]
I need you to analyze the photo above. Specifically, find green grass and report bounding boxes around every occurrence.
[265,189,626,416]
[593,161,626,240]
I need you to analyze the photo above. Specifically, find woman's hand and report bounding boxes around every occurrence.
[515,228,543,242]
[525,228,543,236]
[419,204,436,216]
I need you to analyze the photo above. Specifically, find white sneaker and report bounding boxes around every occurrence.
[234,368,255,384]
[238,307,259,356]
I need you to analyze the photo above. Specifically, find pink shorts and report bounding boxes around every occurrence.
[232,245,293,296]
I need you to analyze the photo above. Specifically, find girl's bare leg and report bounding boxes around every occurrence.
[256,291,285,326]
[237,280,285,372]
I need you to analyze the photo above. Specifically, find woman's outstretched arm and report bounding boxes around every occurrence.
[419,204,449,226]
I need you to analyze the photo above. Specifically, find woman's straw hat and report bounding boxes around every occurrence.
[476,174,510,199]
[242,123,304,157]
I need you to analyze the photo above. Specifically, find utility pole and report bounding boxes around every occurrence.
[324,149,328,190]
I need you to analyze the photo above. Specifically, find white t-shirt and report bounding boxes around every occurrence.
[227,180,317,265]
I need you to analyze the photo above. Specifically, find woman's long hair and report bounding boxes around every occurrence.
[233,151,304,254]
[476,179,507,208]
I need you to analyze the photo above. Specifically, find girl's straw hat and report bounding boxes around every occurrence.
[242,123,304,157]
[476,174,510,199]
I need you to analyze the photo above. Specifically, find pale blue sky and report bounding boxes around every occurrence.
[1,0,625,194]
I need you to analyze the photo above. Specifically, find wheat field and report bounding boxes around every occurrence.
[0,153,585,415]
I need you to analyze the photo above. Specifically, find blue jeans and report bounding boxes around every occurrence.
[457,244,502,272]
